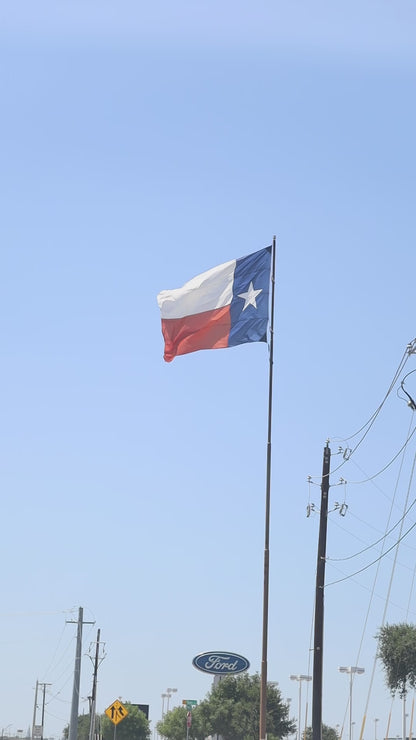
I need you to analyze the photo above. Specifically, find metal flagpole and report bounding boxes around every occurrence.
[259,235,277,740]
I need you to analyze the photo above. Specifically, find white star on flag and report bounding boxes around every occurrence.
[237,281,263,311]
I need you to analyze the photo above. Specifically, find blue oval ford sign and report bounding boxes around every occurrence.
[192,651,250,675]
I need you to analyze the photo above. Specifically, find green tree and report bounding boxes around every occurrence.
[193,673,294,740]
[305,724,339,740]
[377,623,416,698]
[157,706,203,740]
[63,714,96,740]
[101,703,151,740]
[64,705,150,740]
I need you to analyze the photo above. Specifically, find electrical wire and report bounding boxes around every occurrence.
[41,621,71,682]
[326,516,416,587]
[357,437,416,740]
[328,414,416,740]
[325,559,416,618]
[398,369,416,410]
[332,344,411,447]
[306,345,416,739]
[339,424,416,485]
[309,343,415,482]
[327,496,416,562]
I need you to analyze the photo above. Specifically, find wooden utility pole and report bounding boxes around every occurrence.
[312,443,331,740]
[88,629,104,740]
[39,682,52,740]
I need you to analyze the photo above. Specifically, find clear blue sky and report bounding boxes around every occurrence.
[1,1,416,738]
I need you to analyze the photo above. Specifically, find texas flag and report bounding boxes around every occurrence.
[157,246,272,362]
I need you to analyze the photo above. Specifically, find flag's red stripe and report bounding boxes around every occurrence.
[161,306,231,362]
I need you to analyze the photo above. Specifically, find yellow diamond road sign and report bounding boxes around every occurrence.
[105,699,129,725]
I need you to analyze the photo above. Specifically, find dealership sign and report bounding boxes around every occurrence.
[192,651,250,675]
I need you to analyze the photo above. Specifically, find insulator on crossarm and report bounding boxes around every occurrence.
[306,503,315,518]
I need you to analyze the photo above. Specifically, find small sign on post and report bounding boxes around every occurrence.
[184,706,194,740]
[182,699,197,710]
[105,699,129,726]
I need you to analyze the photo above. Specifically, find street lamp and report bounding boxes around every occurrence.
[290,674,312,740]
[161,693,168,718]
[374,718,379,740]
[166,688,177,713]
[338,666,365,740]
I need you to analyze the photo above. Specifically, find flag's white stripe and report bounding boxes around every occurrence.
[157,259,236,319]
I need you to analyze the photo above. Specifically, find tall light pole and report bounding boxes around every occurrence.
[374,718,379,740]
[287,698,292,730]
[338,666,365,740]
[161,693,168,719]
[403,708,408,740]
[290,675,312,740]
[166,688,177,713]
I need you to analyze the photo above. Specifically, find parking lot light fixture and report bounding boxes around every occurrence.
[290,674,312,740]
[166,688,177,713]
[338,666,365,740]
